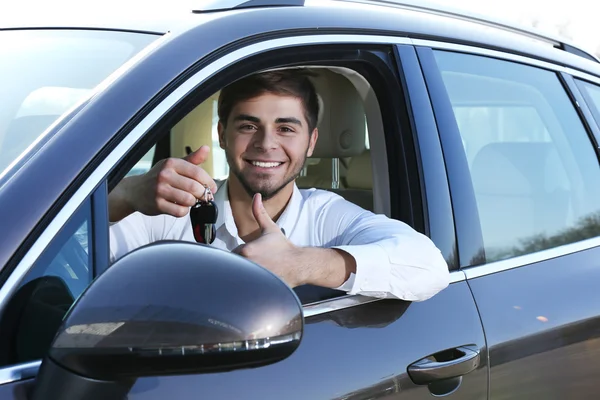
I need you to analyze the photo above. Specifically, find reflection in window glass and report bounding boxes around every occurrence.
[435,51,600,263]
[0,200,94,366]
[0,29,158,179]
[577,79,600,128]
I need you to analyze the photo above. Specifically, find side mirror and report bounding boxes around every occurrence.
[31,241,304,400]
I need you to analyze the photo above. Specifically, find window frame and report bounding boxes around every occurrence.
[414,40,600,279]
[108,41,429,305]
[572,76,600,148]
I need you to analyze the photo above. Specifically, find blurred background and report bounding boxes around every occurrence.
[430,0,598,57]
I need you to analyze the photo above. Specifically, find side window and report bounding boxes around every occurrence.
[125,145,156,177]
[434,51,600,262]
[0,199,93,367]
[575,79,600,127]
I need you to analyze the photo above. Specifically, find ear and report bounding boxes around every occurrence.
[306,127,319,157]
[217,121,226,150]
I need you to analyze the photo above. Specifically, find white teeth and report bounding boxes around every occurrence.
[251,161,282,168]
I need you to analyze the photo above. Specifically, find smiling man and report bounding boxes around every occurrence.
[108,69,450,301]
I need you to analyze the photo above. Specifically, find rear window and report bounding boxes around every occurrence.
[0,29,158,178]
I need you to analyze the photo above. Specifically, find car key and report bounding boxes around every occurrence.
[190,198,218,244]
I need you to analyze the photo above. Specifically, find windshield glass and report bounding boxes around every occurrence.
[0,29,159,176]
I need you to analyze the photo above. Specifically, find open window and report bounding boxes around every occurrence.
[112,44,414,305]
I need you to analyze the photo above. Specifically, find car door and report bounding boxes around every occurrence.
[108,37,488,400]
[417,43,600,399]
[0,35,487,400]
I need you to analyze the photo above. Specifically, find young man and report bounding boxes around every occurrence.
[108,70,449,301]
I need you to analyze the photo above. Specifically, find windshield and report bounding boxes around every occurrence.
[0,29,159,176]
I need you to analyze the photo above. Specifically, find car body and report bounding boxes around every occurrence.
[3,0,600,398]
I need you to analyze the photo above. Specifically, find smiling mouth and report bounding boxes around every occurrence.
[246,160,284,168]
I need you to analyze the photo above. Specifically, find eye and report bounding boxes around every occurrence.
[239,124,257,132]
[279,126,295,133]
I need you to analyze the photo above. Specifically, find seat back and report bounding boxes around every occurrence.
[296,69,366,190]
[340,149,373,211]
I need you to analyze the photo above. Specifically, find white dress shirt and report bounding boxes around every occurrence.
[109,181,450,301]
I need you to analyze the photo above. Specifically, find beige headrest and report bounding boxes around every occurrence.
[347,150,372,189]
[309,70,366,158]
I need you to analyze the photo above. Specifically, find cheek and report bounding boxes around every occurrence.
[282,137,310,162]
[227,134,251,155]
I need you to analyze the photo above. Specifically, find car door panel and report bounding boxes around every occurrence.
[128,277,487,400]
[418,45,600,399]
[467,247,600,399]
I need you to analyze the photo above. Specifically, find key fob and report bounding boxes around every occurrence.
[190,200,218,244]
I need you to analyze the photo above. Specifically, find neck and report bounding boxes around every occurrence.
[228,175,294,242]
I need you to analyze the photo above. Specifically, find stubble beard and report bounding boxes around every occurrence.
[225,149,308,201]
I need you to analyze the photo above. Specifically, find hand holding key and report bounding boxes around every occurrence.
[109,146,217,222]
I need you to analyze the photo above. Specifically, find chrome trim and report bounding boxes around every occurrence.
[410,38,600,84]
[303,270,465,318]
[0,361,40,385]
[335,0,598,61]
[464,236,600,280]
[303,295,381,318]
[0,33,414,318]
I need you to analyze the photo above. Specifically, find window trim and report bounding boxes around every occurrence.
[0,360,40,385]
[303,270,465,317]
[464,236,600,279]
[573,76,600,145]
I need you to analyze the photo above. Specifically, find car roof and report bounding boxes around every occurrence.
[1,0,598,71]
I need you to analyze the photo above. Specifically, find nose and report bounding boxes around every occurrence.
[252,126,278,151]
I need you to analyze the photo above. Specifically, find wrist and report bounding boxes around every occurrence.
[290,245,310,287]
[108,177,136,222]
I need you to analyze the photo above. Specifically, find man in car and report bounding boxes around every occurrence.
[108,70,449,301]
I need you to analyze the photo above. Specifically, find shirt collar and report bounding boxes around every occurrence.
[213,179,303,239]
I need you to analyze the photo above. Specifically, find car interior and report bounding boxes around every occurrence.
[135,65,391,218]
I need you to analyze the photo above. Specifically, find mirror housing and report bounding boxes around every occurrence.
[31,241,303,400]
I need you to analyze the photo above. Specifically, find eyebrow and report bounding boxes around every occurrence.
[233,114,260,123]
[276,117,302,126]
[233,115,303,126]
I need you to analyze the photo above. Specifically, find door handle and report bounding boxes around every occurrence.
[407,345,480,385]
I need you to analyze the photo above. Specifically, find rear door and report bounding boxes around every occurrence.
[418,43,600,399]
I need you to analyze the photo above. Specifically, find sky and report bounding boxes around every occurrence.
[431,0,599,55]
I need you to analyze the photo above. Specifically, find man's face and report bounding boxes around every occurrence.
[218,93,318,200]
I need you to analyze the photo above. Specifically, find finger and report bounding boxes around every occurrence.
[158,185,197,208]
[232,244,245,255]
[183,145,210,166]
[164,173,213,202]
[252,193,280,234]
[165,159,218,195]
[156,198,190,218]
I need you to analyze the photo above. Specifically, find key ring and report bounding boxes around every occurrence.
[201,185,213,203]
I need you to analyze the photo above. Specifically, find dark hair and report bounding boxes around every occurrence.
[218,69,320,133]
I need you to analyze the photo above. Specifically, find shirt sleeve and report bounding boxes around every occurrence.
[314,193,450,301]
[109,212,186,263]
